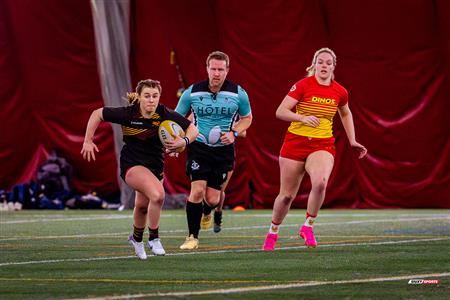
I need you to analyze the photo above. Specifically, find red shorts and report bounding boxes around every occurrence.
[280,131,336,162]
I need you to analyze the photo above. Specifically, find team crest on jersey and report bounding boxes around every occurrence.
[149,113,160,119]
[290,84,297,92]
[191,160,200,170]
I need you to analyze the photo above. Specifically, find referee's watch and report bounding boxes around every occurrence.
[232,130,239,138]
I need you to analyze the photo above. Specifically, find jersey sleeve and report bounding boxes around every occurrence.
[338,86,349,107]
[237,86,251,117]
[287,79,305,101]
[163,106,191,131]
[175,86,193,116]
[102,106,132,125]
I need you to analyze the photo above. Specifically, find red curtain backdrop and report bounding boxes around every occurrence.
[0,0,119,196]
[1,0,449,208]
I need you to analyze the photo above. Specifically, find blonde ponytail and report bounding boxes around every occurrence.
[127,92,139,104]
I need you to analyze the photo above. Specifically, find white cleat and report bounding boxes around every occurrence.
[128,235,147,260]
[148,238,166,256]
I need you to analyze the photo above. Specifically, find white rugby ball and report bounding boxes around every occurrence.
[208,125,222,145]
[158,120,186,152]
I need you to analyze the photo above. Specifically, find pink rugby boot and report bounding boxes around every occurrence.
[299,225,317,248]
[262,233,278,251]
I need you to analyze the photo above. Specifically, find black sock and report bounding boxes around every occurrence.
[149,227,159,241]
[214,210,223,225]
[202,199,214,215]
[133,225,145,242]
[186,201,203,239]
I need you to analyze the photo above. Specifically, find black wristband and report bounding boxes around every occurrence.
[232,130,239,138]
[183,137,190,146]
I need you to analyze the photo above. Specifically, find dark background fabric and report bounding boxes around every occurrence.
[1,0,449,208]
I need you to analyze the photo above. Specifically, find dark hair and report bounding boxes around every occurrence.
[206,51,230,68]
[127,79,162,104]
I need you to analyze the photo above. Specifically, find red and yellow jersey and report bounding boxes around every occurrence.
[287,76,348,138]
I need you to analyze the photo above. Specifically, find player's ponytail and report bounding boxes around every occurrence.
[127,92,139,104]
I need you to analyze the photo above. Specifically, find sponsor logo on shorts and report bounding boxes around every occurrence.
[191,160,200,171]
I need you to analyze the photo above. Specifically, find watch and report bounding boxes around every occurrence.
[232,130,239,138]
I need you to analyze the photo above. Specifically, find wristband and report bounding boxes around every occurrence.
[183,137,190,146]
[232,130,239,138]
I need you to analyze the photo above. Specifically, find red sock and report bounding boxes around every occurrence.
[306,212,317,219]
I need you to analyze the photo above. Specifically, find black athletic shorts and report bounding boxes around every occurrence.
[120,156,164,182]
[186,141,235,190]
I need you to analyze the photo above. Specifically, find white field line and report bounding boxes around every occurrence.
[0,236,449,267]
[65,272,450,300]
[1,212,449,224]
[0,216,449,241]
[221,216,450,232]
[0,215,132,224]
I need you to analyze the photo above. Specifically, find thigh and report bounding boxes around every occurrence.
[125,166,164,199]
[279,156,306,195]
[205,187,221,205]
[189,180,207,203]
[305,150,334,179]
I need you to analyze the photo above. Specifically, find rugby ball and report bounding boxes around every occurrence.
[158,120,186,153]
[208,125,222,145]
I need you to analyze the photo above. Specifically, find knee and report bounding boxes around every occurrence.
[150,190,165,207]
[205,196,219,207]
[135,203,148,215]
[279,194,295,205]
[311,177,328,193]
[190,188,205,202]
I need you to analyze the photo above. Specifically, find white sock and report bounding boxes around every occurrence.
[304,216,315,227]
[269,222,280,234]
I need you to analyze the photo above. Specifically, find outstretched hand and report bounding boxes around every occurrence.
[350,141,367,159]
[81,141,99,162]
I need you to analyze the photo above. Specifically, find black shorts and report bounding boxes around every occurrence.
[120,156,164,182]
[186,141,235,190]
